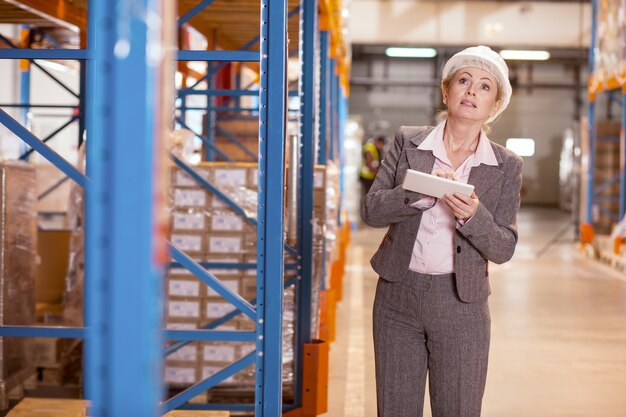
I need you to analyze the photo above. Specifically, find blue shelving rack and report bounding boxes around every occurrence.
[585,0,626,232]
[0,1,292,416]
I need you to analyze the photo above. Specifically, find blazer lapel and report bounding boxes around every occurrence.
[406,128,437,173]
[406,148,436,173]
[468,163,503,197]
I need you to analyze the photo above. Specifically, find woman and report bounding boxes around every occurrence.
[361,45,523,417]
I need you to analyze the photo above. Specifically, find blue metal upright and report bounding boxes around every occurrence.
[587,0,598,224]
[256,0,289,414]
[318,31,330,165]
[295,0,319,409]
[85,1,166,416]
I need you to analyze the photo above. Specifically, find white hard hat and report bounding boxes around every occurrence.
[442,45,512,123]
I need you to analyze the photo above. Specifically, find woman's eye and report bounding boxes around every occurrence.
[459,78,468,84]
[481,84,490,90]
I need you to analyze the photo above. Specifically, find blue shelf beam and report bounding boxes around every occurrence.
[0,49,88,60]
[0,109,88,189]
[0,326,85,338]
[176,50,258,62]
[256,0,289,414]
[164,330,256,342]
[85,1,166,416]
[178,89,259,97]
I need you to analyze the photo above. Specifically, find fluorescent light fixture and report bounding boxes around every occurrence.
[499,49,550,61]
[506,138,535,157]
[385,47,437,58]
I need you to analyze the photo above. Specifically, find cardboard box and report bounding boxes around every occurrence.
[171,232,205,254]
[26,337,63,368]
[167,277,203,298]
[207,233,244,254]
[164,362,198,386]
[171,166,211,188]
[36,230,71,305]
[201,343,236,362]
[205,301,236,319]
[171,211,208,232]
[0,163,37,385]
[314,166,326,189]
[173,188,208,208]
[166,299,202,320]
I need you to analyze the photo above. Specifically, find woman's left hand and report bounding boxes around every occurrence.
[443,191,480,222]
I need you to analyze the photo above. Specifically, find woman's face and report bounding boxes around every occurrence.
[443,67,500,123]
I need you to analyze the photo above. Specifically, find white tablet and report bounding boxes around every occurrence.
[402,169,474,198]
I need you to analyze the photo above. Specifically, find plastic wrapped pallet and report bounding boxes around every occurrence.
[166,162,299,401]
[0,162,37,408]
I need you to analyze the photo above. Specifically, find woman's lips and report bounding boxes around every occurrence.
[460,99,477,108]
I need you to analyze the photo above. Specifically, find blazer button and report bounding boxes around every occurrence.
[404,198,410,204]
[456,246,461,253]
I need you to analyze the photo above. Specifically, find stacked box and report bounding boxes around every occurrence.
[0,162,37,408]
[167,162,301,395]
[593,122,621,234]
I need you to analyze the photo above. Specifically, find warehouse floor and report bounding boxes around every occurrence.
[327,206,626,417]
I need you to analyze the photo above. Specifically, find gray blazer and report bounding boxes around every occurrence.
[361,126,523,303]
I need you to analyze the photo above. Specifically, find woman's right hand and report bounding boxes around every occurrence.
[433,169,459,181]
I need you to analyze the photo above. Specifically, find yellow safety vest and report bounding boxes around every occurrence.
[360,142,380,180]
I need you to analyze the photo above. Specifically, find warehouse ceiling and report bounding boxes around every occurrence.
[349,1,591,49]
[0,1,591,51]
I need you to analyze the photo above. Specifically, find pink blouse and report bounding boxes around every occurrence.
[408,121,498,274]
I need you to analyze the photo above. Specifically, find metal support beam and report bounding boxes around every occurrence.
[0,48,88,60]
[586,0,597,225]
[178,0,216,26]
[318,31,330,165]
[256,0,288,414]
[176,50,258,62]
[85,0,166,416]
[295,0,319,409]
[20,115,78,159]
[0,109,88,188]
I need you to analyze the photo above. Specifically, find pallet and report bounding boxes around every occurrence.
[0,368,36,410]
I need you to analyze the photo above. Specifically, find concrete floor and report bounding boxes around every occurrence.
[326,206,626,417]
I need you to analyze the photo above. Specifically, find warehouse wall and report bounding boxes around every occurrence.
[0,25,79,163]
[349,57,588,206]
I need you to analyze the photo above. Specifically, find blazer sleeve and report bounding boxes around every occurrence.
[458,154,523,264]
[360,127,429,228]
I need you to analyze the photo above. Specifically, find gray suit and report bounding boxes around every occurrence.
[361,126,523,417]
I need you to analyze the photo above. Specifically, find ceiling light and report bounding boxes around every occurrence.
[385,47,437,58]
[499,50,550,61]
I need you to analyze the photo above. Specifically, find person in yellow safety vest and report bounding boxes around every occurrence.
[360,135,387,196]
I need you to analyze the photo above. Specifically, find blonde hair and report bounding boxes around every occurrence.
[438,69,505,134]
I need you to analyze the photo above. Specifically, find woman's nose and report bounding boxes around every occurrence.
[466,88,476,96]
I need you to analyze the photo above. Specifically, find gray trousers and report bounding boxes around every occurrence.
[373,271,491,417]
